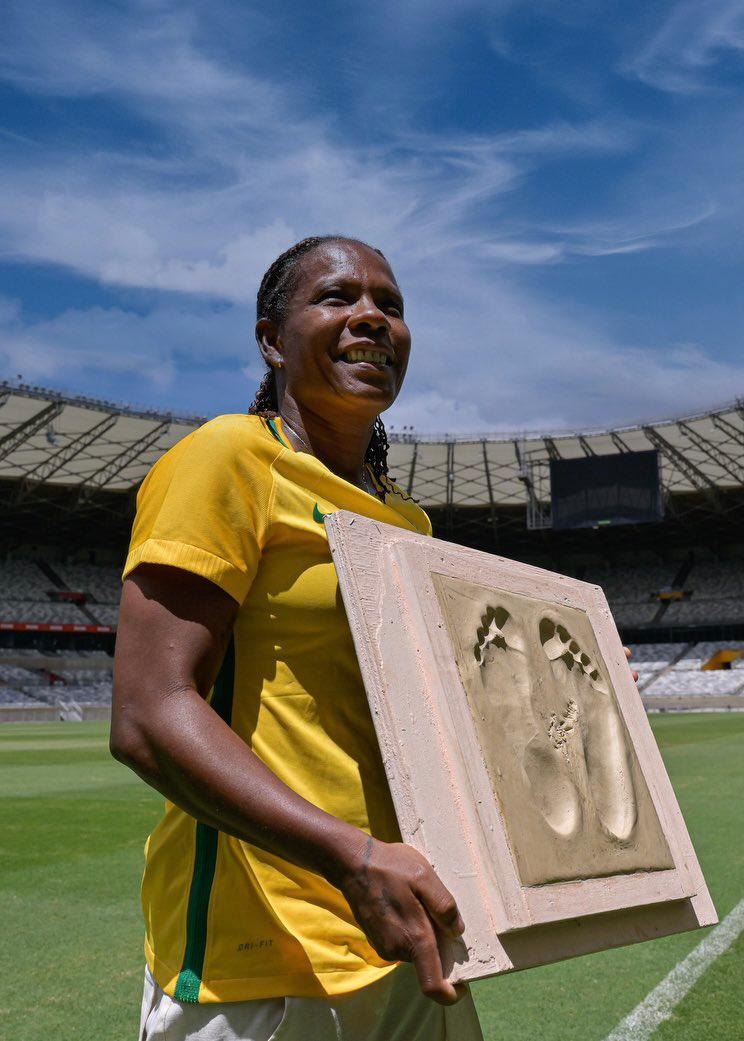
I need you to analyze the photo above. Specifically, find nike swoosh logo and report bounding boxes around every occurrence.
[313,503,328,523]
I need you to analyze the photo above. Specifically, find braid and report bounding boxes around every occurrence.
[256,236,340,328]
[249,236,337,420]
[247,369,278,417]
[250,234,393,495]
[366,415,391,489]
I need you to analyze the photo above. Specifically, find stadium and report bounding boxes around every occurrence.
[2,379,744,718]
[3,381,744,1041]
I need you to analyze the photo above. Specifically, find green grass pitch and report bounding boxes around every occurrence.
[1,714,743,1041]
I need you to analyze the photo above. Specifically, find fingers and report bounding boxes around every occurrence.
[412,869,465,939]
[408,862,467,1003]
[408,919,462,1006]
[623,646,639,682]
[340,840,466,1005]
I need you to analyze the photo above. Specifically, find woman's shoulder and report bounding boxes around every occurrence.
[190,412,274,446]
[169,413,279,461]
[145,414,280,488]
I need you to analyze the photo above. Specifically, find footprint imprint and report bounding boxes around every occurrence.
[435,573,671,885]
[548,699,578,749]
[474,605,582,838]
[473,604,510,663]
[539,619,637,841]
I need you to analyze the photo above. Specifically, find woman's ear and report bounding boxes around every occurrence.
[256,318,284,369]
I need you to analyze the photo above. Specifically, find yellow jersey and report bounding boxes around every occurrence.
[122,413,432,1003]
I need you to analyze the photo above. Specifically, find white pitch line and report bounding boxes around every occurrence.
[604,898,744,1041]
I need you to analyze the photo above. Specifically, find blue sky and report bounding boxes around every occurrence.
[1,0,743,432]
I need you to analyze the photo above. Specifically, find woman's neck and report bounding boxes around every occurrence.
[278,396,375,488]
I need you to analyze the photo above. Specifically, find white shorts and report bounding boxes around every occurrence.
[139,964,484,1041]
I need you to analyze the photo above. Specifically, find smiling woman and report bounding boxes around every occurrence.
[248,235,408,500]
[110,236,484,1041]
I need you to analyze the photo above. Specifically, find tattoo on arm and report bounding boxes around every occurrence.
[358,836,393,916]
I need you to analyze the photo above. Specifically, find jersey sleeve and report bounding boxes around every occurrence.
[122,416,273,603]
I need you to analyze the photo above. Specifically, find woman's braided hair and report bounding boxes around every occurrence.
[249,235,392,494]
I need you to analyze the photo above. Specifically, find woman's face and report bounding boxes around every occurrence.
[260,240,411,419]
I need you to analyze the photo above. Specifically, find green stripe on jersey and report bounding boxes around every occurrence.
[266,417,290,449]
[174,637,236,1003]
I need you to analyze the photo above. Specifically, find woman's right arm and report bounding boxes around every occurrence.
[111,563,465,1005]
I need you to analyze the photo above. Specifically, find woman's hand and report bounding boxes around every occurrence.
[624,645,639,683]
[334,835,466,1006]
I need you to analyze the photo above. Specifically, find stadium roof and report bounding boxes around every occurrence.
[1,380,743,511]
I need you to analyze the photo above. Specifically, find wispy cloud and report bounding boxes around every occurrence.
[0,292,254,411]
[0,22,637,302]
[1,2,279,120]
[623,0,744,94]
[0,0,742,431]
[540,201,717,258]
[388,258,744,432]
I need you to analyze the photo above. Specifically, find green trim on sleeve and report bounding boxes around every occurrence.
[174,637,236,1004]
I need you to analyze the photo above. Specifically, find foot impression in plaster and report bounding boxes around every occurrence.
[474,609,637,842]
[474,607,581,837]
[539,619,637,841]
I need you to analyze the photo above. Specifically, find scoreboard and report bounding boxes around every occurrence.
[550,450,663,530]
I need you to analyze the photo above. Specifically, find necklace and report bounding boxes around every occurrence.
[279,415,380,499]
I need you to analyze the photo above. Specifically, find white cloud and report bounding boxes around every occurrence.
[4,254,744,433]
[479,240,564,264]
[0,0,742,431]
[386,391,486,435]
[0,113,626,301]
[0,1,279,120]
[391,252,744,431]
[0,6,644,302]
[623,0,744,94]
[541,200,717,258]
[0,294,255,411]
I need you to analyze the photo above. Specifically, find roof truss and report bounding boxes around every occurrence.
[77,419,171,499]
[678,421,744,485]
[0,401,65,464]
[12,414,120,503]
[642,425,722,508]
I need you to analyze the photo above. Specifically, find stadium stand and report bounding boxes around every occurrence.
[0,689,40,706]
[607,601,661,626]
[681,639,744,661]
[685,560,744,599]
[644,670,743,697]
[585,564,678,602]
[90,604,120,627]
[0,599,88,624]
[0,380,743,715]
[0,647,113,712]
[626,643,690,663]
[52,562,121,604]
[663,595,744,625]
[0,560,50,598]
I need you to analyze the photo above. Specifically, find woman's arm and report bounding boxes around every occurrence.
[111,564,465,1005]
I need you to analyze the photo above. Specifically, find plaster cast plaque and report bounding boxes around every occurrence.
[326,511,716,984]
[434,574,673,887]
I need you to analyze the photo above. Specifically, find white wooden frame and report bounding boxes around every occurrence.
[326,511,717,983]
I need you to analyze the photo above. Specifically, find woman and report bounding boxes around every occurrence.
[111,235,485,1041]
